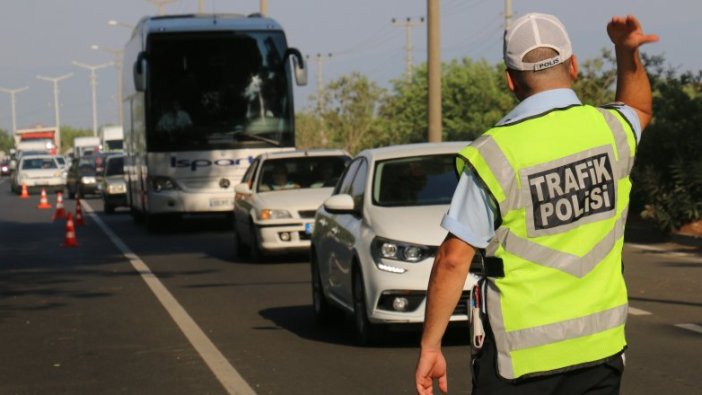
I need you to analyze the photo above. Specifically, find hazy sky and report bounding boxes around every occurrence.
[0,0,700,132]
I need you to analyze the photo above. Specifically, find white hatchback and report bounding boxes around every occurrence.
[233,149,351,260]
[310,142,480,344]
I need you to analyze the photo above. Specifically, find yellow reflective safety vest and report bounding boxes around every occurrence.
[456,104,636,380]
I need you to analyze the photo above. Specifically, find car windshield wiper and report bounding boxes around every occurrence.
[231,131,282,147]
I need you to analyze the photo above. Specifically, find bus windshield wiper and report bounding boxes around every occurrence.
[231,131,281,146]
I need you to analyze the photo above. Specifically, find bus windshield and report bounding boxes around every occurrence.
[147,31,293,152]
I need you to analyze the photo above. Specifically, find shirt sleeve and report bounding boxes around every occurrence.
[603,103,642,144]
[440,169,497,249]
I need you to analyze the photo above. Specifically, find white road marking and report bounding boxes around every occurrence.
[628,307,652,316]
[81,201,256,395]
[675,324,702,334]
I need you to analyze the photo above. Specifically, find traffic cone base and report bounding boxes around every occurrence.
[53,192,66,220]
[62,213,79,248]
[20,183,29,199]
[37,188,52,209]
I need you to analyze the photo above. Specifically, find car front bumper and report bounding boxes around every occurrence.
[254,220,315,253]
[361,256,479,324]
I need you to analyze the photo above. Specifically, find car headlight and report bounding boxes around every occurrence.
[371,237,437,273]
[258,209,292,220]
[81,176,96,184]
[107,183,126,193]
[150,176,178,192]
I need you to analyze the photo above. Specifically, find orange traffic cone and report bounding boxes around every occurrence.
[75,198,85,226]
[52,192,66,220]
[20,183,29,199]
[37,188,52,209]
[62,213,79,247]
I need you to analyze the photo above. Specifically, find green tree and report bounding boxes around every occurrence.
[380,59,516,144]
[572,49,617,105]
[0,129,14,154]
[631,58,702,230]
[314,72,386,154]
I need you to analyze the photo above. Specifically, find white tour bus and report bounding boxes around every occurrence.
[123,13,307,228]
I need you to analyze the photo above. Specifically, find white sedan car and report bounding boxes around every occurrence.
[233,149,351,260]
[10,155,65,194]
[310,142,480,344]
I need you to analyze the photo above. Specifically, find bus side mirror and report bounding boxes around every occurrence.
[133,51,148,92]
[285,48,307,86]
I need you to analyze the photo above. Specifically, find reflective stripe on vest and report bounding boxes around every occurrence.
[456,105,634,379]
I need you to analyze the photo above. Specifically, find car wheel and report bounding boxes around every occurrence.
[311,251,334,324]
[233,218,250,258]
[249,222,264,262]
[353,266,383,346]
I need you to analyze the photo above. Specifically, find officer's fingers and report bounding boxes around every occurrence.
[415,377,434,395]
[438,373,449,394]
[639,34,660,45]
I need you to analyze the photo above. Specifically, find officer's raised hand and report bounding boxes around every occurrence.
[607,15,659,50]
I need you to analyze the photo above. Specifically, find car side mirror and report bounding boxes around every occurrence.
[323,194,355,214]
[234,183,252,195]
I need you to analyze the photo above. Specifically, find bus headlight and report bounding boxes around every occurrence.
[150,176,179,192]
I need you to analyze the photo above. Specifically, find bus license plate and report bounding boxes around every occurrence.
[209,198,232,208]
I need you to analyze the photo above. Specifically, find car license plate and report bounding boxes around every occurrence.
[209,198,232,208]
[305,223,313,234]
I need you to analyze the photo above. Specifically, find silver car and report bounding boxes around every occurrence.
[310,142,480,344]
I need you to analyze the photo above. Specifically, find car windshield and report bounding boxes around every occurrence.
[372,154,459,207]
[257,155,350,192]
[105,156,125,176]
[22,158,57,170]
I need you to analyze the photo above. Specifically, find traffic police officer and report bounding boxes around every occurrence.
[415,13,659,395]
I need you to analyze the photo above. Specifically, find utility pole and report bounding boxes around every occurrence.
[0,86,29,137]
[36,73,73,152]
[145,0,178,15]
[307,53,332,114]
[72,61,114,136]
[392,17,425,80]
[260,0,268,16]
[427,0,441,142]
[504,0,512,30]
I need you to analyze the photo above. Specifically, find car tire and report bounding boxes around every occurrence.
[311,251,334,324]
[249,222,264,262]
[353,266,383,346]
[233,219,250,257]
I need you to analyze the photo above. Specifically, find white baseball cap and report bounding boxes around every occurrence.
[504,13,573,71]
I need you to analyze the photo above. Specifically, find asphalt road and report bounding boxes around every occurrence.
[0,177,700,395]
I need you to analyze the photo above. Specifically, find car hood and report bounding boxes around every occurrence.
[366,204,450,247]
[256,188,334,212]
[104,175,125,185]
